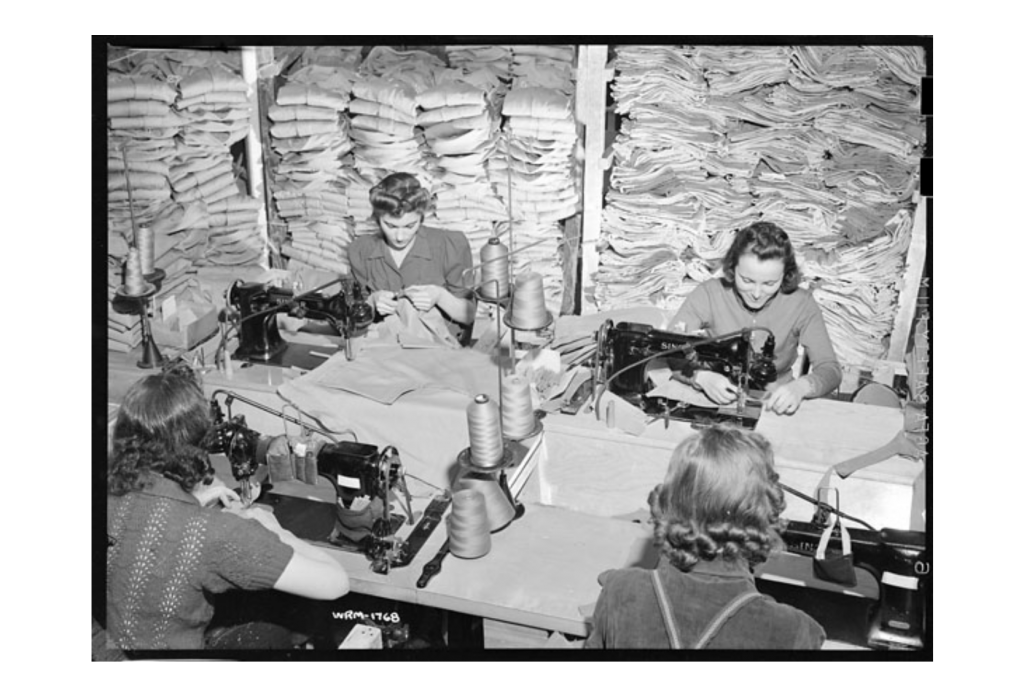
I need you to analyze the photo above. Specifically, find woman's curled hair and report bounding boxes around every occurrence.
[648,426,786,572]
[721,221,801,293]
[108,371,215,496]
[369,172,432,219]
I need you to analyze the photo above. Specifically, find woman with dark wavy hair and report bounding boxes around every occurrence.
[106,371,349,651]
[585,426,824,649]
[347,172,476,344]
[668,221,841,415]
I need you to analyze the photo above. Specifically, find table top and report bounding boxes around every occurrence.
[110,346,912,644]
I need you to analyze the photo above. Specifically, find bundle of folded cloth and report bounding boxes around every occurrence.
[418,81,506,239]
[271,62,358,275]
[598,44,926,366]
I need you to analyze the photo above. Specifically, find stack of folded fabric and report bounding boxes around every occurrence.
[107,259,141,353]
[510,45,576,95]
[270,62,356,275]
[494,220,566,315]
[360,46,448,95]
[170,60,265,268]
[349,76,430,185]
[799,209,915,365]
[107,73,180,241]
[492,85,579,314]
[107,67,183,350]
[418,81,506,243]
[599,44,926,366]
[446,45,513,103]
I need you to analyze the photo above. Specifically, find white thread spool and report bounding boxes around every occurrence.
[447,489,492,559]
[124,247,145,295]
[137,224,155,276]
[509,271,547,329]
[501,375,535,440]
[467,394,504,468]
[453,472,516,532]
[479,237,510,300]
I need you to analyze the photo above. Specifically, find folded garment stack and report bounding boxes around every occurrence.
[169,60,265,269]
[446,45,514,103]
[271,62,357,276]
[349,76,431,185]
[599,44,926,366]
[107,68,182,350]
[510,45,576,95]
[107,257,141,353]
[494,220,566,316]
[107,73,180,240]
[494,84,579,314]
[799,209,914,365]
[418,82,506,242]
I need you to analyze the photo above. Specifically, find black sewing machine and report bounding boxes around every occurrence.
[228,277,374,369]
[594,321,777,429]
[773,519,929,651]
[206,390,450,575]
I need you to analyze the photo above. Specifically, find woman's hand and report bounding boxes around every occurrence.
[403,284,443,312]
[694,371,738,404]
[764,379,812,416]
[371,290,398,316]
[191,477,242,508]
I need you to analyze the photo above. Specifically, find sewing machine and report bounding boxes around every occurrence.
[227,278,374,369]
[205,390,450,574]
[594,320,777,429]
[774,519,929,650]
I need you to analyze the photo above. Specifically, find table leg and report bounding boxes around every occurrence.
[444,609,484,650]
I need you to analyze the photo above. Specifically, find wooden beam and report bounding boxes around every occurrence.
[575,45,610,315]
[886,198,929,364]
[241,47,270,268]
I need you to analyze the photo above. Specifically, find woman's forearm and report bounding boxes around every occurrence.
[436,288,476,325]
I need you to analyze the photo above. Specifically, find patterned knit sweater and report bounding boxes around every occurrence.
[106,475,293,650]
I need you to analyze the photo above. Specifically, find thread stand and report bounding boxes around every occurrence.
[113,271,166,370]
[454,445,526,533]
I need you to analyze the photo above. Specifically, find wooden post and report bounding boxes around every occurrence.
[886,197,929,364]
[575,45,610,315]
[251,47,287,269]
[241,47,270,268]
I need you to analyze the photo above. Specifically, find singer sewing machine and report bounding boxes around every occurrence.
[227,277,374,369]
[205,390,450,574]
[594,321,777,429]
[774,517,929,651]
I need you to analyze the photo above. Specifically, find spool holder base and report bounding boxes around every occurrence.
[113,273,165,370]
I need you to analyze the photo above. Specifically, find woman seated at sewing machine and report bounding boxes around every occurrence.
[669,221,841,415]
[348,172,476,345]
[105,370,350,651]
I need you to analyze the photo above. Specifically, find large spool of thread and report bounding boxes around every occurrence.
[467,394,504,468]
[124,247,145,295]
[453,472,516,532]
[501,375,536,440]
[137,224,155,276]
[479,237,510,301]
[508,271,548,329]
[447,488,492,559]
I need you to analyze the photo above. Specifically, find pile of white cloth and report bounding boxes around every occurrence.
[271,63,357,275]
[598,44,927,365]
[418,81,506,238]
[170,59,264,269]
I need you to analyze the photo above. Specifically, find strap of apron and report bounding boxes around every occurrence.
[651,568,683,649]
[651,568,763,649]
[693,590,762,649]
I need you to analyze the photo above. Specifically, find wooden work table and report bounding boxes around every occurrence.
[106,347,925,650]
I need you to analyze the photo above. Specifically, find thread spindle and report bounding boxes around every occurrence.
[467,394,504,468]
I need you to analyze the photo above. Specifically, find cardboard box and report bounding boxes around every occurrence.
[151,286,220,352]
